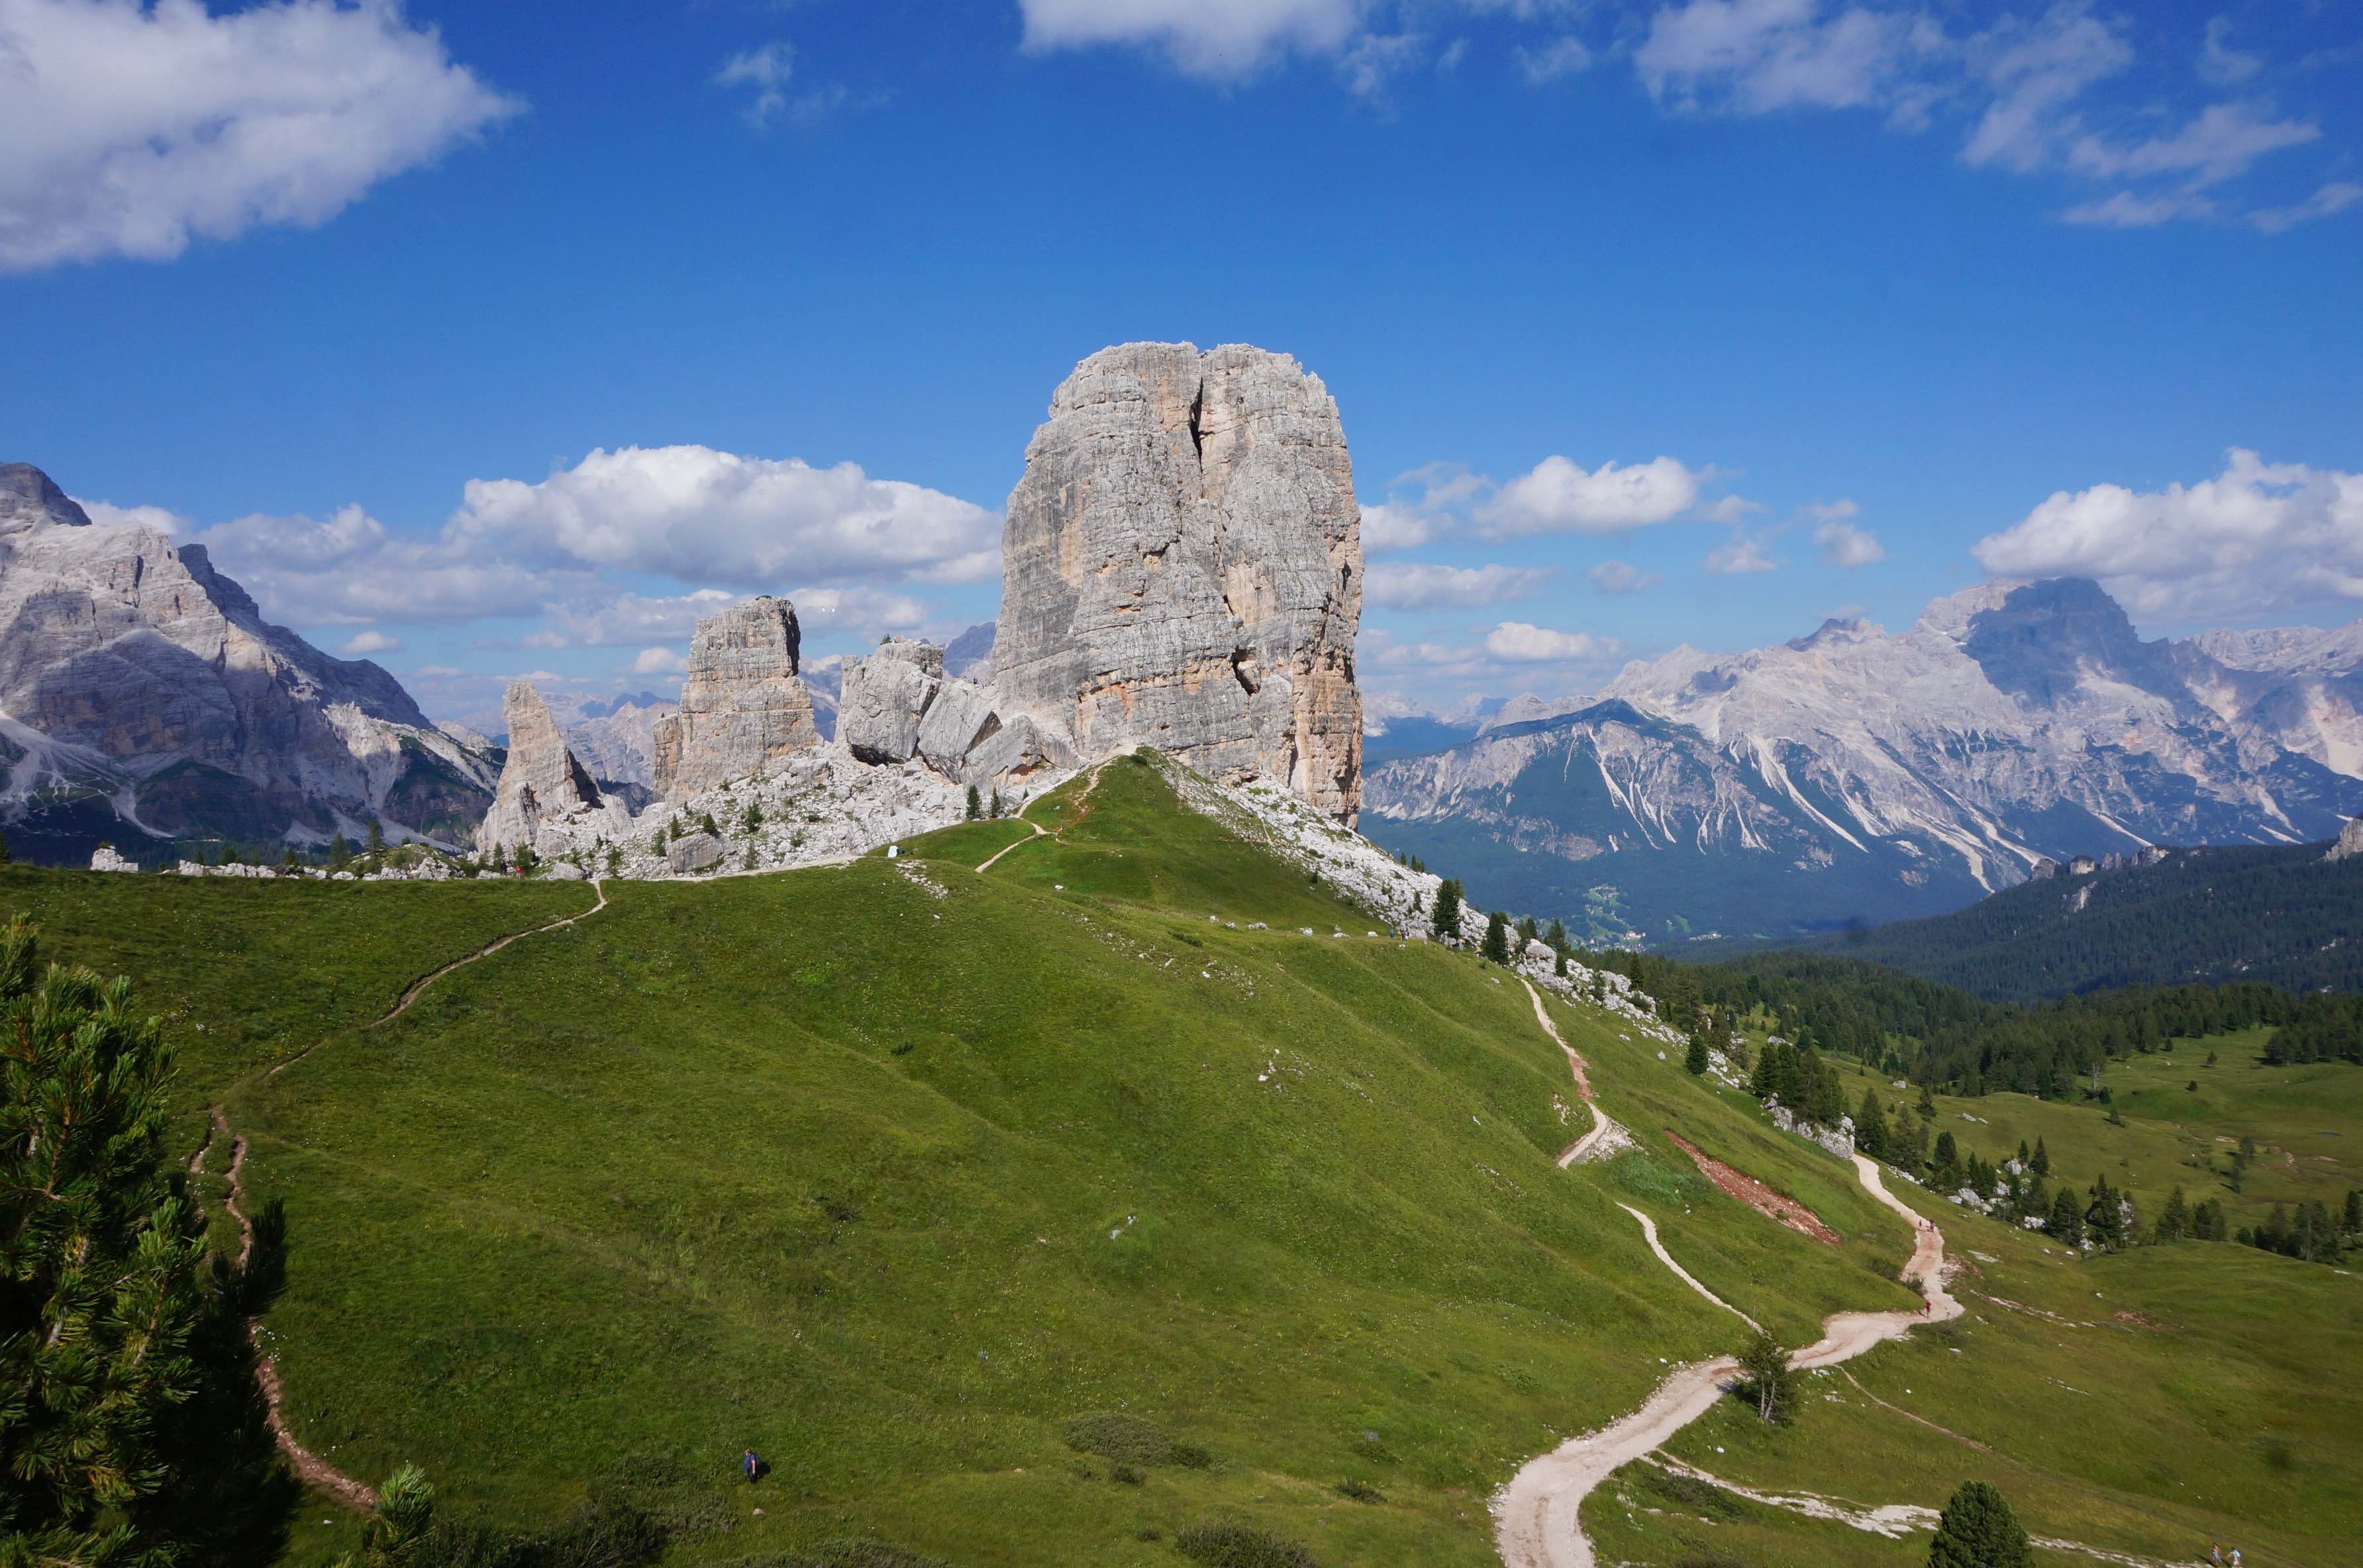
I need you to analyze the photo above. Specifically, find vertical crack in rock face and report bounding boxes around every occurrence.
[651,596,820,799]
[991,342,1364,821]
[478,682,621,854]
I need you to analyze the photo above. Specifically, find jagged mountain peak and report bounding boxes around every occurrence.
[1,462,93,533]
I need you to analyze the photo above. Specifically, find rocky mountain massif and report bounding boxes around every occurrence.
[1365,577,2363,946]
[465,343,1365,875]
[992,342,1363,822]
[0,462,498,861]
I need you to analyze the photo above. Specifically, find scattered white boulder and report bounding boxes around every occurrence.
[89,846,139,873]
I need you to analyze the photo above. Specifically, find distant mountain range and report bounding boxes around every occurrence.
[1363,578,2363,946]
[1766,835,2363,1003]
[0,462,497,862]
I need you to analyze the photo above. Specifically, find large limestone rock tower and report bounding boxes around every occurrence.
[991,342,1364,820]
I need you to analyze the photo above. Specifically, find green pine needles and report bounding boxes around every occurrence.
[0,916,206,1561]
[1927,1479,2034,1568]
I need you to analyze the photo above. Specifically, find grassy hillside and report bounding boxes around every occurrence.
[1787,840,2363,1001]
[5,754,2357,1566]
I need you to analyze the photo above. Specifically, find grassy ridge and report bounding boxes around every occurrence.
[3,757,2355,1565]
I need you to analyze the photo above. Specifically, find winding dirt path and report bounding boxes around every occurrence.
[204,1106,380,1511]
[1493,1151,1962,1568]
[974,753,1127,875]
[1617,1203,1762,1332]
[1520,979,1632,1167]
[195,878,614,1512]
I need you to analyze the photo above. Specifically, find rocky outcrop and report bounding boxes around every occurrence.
[0,462,499,859]
[650,597,819,798]
[2330,816,2363,863]
[839,638,942,764]
[476,683,628,855]
[992,342,1363,821]
[837,638,1074,787]
[89,845,139,873]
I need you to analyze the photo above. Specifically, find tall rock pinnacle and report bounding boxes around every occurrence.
[991,342,1364,820]
[652,596,820,798]
[478,682,619,854]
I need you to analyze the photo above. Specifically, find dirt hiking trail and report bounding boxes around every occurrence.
[1519,979,1632,1166]
[197,879,613,1512]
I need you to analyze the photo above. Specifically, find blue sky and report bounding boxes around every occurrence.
[3,0,2358,726]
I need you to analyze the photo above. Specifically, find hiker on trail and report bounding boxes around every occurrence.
[744,1448,762,1484]
[2230,1550,2241,1566]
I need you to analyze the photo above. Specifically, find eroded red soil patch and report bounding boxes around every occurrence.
[1664,1130,1838,1244]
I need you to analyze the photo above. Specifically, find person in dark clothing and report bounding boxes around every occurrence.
[743,1448,762,1484]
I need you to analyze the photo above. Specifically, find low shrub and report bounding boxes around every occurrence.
[1638,1467,1752,1521]
[1175,1522,1319,1568]
[1334,1478,1383,1503]
[1062,1412,1209,1469]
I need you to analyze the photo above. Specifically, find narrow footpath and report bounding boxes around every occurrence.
[197,878,613,1512]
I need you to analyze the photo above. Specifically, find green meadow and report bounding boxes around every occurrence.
[5,754,2358,1565]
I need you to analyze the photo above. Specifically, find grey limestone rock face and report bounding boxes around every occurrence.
[666,832,723,873]
[652,597,820,798]
[992,342,1363,821]
[0,462,498,852]
[2329,816,2363,863]
[477,683,624,854]
[838,637,942,764]
[915,677,1001,775]
[1,463,93,533]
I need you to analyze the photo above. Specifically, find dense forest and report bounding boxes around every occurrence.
[1774,840,2363,1002]
[1579,947,2363,1099]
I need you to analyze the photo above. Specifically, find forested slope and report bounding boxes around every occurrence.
[1788,839,2363,1001]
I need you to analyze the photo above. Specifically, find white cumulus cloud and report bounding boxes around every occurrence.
[340,629,401,656]
[450,445,1002,588]
[75,497,192,534]
[628,647,688,676]
[1588,560,1665,594]
[1705,534,1777,573]
[1364,561,1554,610]
[1813,518,1883,565]
[1017,0,1365,77]
[0,0,519,273]
[1479,455,1707,534]
[189,504,576,624]
[1483,620,1618,661]
[1359,501,1440,553]
[1972,448,2363,619]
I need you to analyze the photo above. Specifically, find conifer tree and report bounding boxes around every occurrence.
[1431,878,1464,942]
[989,789,1003,818]
[1736,1331,1796,1424]
[699,811,720,838]
[2157,1185,2189,1242]
[1546,918,1568,951]
[1482,911,1512,965]
[1855,1086,1889,1155]
[0,919,211,1560]
[1685,1035,1711,1075]
[2030,1137,2050,1176]
[1917,1084,1936,1121]
[1927,1480,2033,1568]
[2049,1186,2084,1246]
[1589,971,1606,1006]
[742,802,764,834]
[328,833,352,871]
[1554,950,1568,979]
[366,816,385,853]
[966,785,981,821]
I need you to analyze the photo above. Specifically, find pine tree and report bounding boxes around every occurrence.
[0,918,213,1560]
[2030,1137,2050,1176]
[2017,1139,2031,1167]
[2049,1186,2084,1246]
[1927,1480,2033,1568]
[1546,918,1568,951]
[0,827,9,864]
[1855,1086,1889,1156]
[1431,878,1464,942]
[1917,1084,1936,1121]
[966,786,982,821]
[989,789,1003,819]
[605,846,623,877]
[743,802,764,834]
[1736,1331,1796,1424]
[2157,1185,2190,1242]
[366,816,385,854]
[700,811,721,838]
[328,833,352,871]
[1482,911,1513,965]
[1554,950,1568,979]
[1685,1035,1711,1075]
[1589,971,1606,1006]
